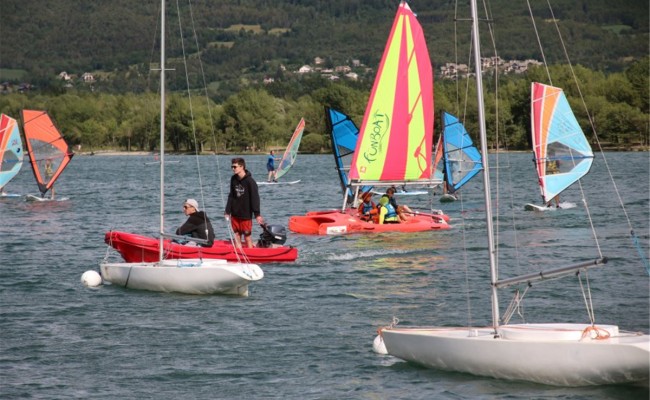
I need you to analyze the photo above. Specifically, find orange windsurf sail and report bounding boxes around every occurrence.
[22,110,74,197]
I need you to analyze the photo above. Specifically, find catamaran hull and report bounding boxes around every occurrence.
[100,259,264,296]
[105,231,298,263]
[289,209,451,235]
[380,323,650,386]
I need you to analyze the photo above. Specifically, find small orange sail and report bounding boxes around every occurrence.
[21,110,74,197]
[349,1,434,183]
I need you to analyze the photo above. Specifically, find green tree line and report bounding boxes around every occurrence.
[0,60,647,153]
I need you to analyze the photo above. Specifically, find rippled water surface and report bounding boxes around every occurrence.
[1,152,648,399]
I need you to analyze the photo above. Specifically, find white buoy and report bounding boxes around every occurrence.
[372,334,388,354]
[81,270,102,287]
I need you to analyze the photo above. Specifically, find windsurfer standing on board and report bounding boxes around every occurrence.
[545,149,561,208]
[44,159,54,199]
[225,157,265,248]
[266,150,279,182]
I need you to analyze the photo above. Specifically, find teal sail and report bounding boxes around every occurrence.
[441,112,482,192]
[275,118,305,180]
[325,107,371,200]
[0,114,24,192]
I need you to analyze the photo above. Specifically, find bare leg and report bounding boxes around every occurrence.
[244,234,254,248]
[233,234,243,249]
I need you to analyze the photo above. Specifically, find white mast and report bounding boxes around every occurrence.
[158,0,166,261]
[469,0,500,330]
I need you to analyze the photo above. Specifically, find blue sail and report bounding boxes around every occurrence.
[0,114,24,192]
[325,107,371,199]
[441,112,482,192]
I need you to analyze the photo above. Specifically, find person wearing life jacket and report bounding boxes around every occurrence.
[386,186,412,221]
[357,191,377,222]
[378,195,400,224]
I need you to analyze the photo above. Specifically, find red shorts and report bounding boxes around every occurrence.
[231,216,253,236]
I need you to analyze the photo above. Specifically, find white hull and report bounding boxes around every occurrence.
[100,258,263,296]
[381,323,650,386]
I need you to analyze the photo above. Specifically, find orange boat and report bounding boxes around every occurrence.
[289,208,450,235]
[290,6,450,236]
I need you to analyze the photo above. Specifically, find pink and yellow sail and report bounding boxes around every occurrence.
[349,1,434,183]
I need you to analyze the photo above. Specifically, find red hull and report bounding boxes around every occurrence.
[288,208,451,235]
[105,231,298,263]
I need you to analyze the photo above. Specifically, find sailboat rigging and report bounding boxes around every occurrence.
[0,114,24,197]
[105,2,297,264]
[287,2,449,235]
[376,0,649,386]
[100,0,264,295]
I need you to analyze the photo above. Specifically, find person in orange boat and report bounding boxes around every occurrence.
[378,195,400,224]
[358,191,377,222]
[386,186,411,221]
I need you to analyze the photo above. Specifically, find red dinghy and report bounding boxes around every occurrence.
[289,208,450,235]
[105,231,298,263]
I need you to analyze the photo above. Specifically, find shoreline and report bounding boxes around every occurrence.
[78,148,649,156]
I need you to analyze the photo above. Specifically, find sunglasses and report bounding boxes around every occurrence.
[231,165,239,169]
[183,205,192,209]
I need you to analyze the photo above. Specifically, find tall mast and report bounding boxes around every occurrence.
[469,0,500,330]
[158,0,166,261]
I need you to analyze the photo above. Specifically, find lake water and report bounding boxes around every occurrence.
[1,152,648,399]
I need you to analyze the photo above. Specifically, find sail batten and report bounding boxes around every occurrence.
[22,110,74,196]
[531,83,593,203]
[349,1,433,183]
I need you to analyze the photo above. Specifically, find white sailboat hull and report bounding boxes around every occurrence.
[381,323,650,386]
[100,258,264,296]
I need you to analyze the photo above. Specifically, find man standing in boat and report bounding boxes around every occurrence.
[225,157,264,248]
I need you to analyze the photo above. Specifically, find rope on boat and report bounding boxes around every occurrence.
[377,316,400,337]
[630,229,650,275]
[541,0,649,275]
[580,325,611,341]
[178,0,253,264]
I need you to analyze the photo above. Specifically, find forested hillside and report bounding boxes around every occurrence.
[0,0,647,152]
[1,0,647,95]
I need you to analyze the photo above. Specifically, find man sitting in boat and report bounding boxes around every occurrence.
[378,195,400,224]
[358,191,378,223]
[386,187,411,222]
[175,198,215,247]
